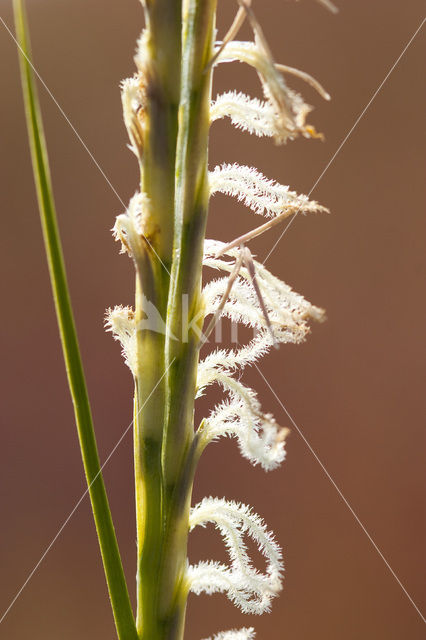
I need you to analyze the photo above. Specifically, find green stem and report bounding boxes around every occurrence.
[164,0,216,487]
[134,2,217,639]
[134,1,182,638]
[13,2,137,638]
[160,1,217,638]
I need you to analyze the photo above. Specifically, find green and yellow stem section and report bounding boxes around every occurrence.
[134,1,217,639]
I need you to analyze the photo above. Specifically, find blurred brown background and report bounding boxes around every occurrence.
[0,0,425,638]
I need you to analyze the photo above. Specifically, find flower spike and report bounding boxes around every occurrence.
[105,3,331,638]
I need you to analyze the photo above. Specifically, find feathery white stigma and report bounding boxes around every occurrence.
[202,628,256,640]
[188,498,283,614]
[211,91,280,139]
[198,239,324,468]
[203,240,325,332]
[104,306,137,375]
[200,387,287,471]
[210,164,328,219]
[216,40,317,142]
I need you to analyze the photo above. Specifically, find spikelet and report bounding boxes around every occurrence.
[105,306,137,375]
[121,75,145,159]
[197,239,323,469]
[216,40,317,142]
[112,192,155,261]
[202,240,325,337]
[188,498,283,614]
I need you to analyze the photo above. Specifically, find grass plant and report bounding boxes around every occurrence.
[14,0,333,638]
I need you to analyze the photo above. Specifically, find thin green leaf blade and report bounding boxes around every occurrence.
[13,2,138,637]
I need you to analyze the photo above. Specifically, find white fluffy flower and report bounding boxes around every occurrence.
[211,91,280,140]
[210,163,327,219]
[112,192,153,261]
[104,305,137,375]
[216,40,317,142]
[197,239,324,469]
[202,240,325,337]
[200,388,287,471]
[121,75,145,158]
[188,498,283,614]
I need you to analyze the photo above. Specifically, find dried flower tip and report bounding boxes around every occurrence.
[203,240,326,342]
[241,0,330,104]
[241,245,277,348]
[217,40,318,142]
[211,1,329,141]
[202,628,256,640]
[210,163,328,220]
[105,305,137,375]
[214,211,297,256]
[237,0,275,65]
[202,250,244,344]
[188,498,283,614]
[206,0,251,70]
[275,63,330,101]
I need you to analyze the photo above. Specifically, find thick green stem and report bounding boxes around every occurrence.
[134,2,217,639]
[134,1,183,638]
[13,2,138,638]
[160,1,217,638]
[165,0,216,488]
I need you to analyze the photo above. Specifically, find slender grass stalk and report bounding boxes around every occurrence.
[13,2,138,638]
